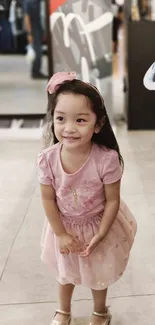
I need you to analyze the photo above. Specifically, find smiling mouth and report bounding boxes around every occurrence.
[63,136,80,140]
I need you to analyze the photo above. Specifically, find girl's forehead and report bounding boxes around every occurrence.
[55,93,93,113]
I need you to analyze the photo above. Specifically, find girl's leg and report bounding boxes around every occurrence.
[91,288,108,325]
[55,283,75,322]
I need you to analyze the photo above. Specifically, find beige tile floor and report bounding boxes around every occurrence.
[0,125,155,325]
[0,55,47,115]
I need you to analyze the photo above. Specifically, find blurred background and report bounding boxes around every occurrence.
[1,0,155,135]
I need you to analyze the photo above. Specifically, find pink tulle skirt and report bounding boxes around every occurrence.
[40,200,137,290]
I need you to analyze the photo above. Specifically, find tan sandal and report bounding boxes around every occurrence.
[90,308,112,325]
[51,309,71,325]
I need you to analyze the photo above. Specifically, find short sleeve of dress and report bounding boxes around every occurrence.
[101,150,122,184]
[37,151,53,185]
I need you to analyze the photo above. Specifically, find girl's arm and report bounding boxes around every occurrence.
[40,184,82,254]
[40,184,67,236]
[80,180,120,257]
[98,179,120,238]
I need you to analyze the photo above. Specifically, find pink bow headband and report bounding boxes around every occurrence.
[46,71,76,94]
[46,71,102,99]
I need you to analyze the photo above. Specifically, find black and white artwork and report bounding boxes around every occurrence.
[49,0,113,121]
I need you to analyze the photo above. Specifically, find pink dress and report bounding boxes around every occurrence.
[37,143,137,290]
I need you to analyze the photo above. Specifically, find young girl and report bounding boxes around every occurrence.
[37,71,137,325]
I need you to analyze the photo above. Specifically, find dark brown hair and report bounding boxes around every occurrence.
[43,79,123,166]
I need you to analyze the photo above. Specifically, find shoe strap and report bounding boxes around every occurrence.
[56,309,71,316]
[93,308,111,319]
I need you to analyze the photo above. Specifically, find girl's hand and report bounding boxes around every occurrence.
[79,233,103,257]
[58,233,82,254]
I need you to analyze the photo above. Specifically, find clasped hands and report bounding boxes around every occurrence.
[58,232,103,257]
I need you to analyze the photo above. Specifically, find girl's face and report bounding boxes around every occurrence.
[53,93,101,150]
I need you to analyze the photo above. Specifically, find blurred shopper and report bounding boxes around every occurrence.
[112,0,124,53]
[23,0,47,79]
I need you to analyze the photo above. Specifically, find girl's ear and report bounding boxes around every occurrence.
[94,116,105,134]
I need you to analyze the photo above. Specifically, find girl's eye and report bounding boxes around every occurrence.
[77,118,86,123]
[56,116,64,121]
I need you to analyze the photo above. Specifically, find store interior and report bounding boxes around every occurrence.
[0,0,155,132]
[1,2,155,324]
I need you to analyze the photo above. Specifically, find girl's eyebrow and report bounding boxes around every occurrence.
[55,111,90,116]
[55,111,65,114]
[76,113,90,116]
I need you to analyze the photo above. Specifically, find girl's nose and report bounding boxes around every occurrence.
[65,123,76,133]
